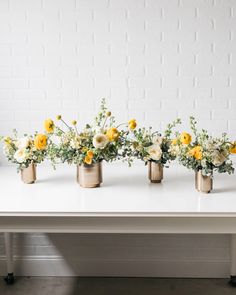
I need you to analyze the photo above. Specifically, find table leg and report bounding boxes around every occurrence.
[4,233,14,285]
[229,234,236,286]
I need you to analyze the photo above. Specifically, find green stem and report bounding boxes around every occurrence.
[101,116,108,131]
[74,126,79,135]
[116,123,126,129]
[60,119,72,130]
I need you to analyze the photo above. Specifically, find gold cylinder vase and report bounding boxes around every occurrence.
[21,163,36,184]
[195,170,213,194]
[148,161,163,183]
[77,162,103,188]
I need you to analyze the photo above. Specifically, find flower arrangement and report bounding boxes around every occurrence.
[172,116,234,176]
[0,130,48,172]
[128,118,181,166]
[47,99,128,166]
[1,99,235,190]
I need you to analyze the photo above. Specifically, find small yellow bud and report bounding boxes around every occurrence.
[71,120,77,126]
[56,115,62,120]
[128,119,137,130]
[106,111,111,117]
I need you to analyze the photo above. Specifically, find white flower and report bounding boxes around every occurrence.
[70,136,81,149]
[14,148,28,163]
[93,134,108,149]
[169,145,180,157]
[16,137,31,149]
[212,150,226,166]
[204,139,215,151]
[146,144,162,161]
[61,134,70,145]
[153,135,163,145]
[3,145,10,156]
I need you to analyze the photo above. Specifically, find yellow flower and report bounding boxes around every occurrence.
[189,145,202,160]
[34,134,47,150]
[71,120,77,126]
[171,138,178,145]
[128,119,137,130]
[87,150,94,159]
[230,142,236,154]
[106,111,111,117]
[56,115,62,120]
[84,155,92,165]
[44,119,54,133]
[106,127,120,141]
[180,132,192,145]
[4,136,12,145]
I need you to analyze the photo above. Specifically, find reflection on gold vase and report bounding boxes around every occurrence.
[21,163,36,184]
[195,170,213,193]
[148,161,163,183]
[77,162,102,188]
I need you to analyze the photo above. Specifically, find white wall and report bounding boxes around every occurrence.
[0,0,235,277]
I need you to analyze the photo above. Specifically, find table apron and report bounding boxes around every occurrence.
[0,216,236,233]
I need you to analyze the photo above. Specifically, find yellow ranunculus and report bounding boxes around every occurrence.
[180,132,192,145]
[44,119,54,133]
[106,127,119,141]
[87,150,94,159]
[195,151,203,160]
[230,142,236,154]
[189,145,202,160]
[34,134,47,150]
[128,119,137,130]
[84,155,92,165]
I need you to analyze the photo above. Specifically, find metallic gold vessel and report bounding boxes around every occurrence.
[148,161,163,183]
[195,170,213,193]
[21,163,36,184]
[77,162,102,188]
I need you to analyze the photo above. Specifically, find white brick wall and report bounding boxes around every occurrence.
[0,0,235,277]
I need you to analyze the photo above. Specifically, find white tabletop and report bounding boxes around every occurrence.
[0,163,236,217]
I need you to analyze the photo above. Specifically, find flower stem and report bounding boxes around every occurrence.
[101,117,108,131]
[60,119,72,130]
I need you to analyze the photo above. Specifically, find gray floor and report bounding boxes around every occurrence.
[0,277,235,295]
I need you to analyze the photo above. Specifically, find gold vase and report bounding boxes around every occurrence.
[195,170,213,193]
[148,161,163,183]
[77,162,102,188]
[21,163,36,184]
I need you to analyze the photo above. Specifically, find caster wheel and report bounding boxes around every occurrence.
[4,273,14,285]
[229,276,236,287]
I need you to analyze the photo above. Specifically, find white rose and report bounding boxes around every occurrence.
[146,144,162,161]
[212,150,226,166]
[14,148,28,163]
[93,134,108,149]
[16,137,31,149]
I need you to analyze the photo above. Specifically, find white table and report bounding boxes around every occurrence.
[1,163,236,285]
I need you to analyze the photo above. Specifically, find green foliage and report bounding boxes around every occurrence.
[176,116,234,176]
[127,118,181,166]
